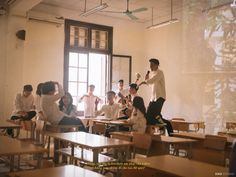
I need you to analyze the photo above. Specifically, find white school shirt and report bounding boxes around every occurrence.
[41,84,66,125]
[127,109,146,133]
[95,103,120,120]
[11,93,35,116]
[146,69,166,101]
[34,95,44,120]
[80,95,101,117]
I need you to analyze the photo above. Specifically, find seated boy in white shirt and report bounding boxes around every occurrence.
[95,91,120,120]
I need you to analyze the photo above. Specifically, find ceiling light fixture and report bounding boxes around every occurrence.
[80,0,108,17]
[147,0,179,29]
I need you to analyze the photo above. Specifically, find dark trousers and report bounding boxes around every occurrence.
[11,111,36,120]
[7,111,36,136]
[58,116,87,132]
[146,98,173,136]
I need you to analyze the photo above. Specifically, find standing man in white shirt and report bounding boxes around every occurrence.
[139,58,173,135]
[79,85,102,117]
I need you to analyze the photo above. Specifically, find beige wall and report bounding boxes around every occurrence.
[0,16,7,119]
[0,10,145,119]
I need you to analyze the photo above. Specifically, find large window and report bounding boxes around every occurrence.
[64,20,113,112]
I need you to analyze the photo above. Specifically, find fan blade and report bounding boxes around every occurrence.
[131,7,148,13]
[101,10,124,13]
[126,13,138,20]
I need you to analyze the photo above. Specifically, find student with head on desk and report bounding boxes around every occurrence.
[41,81,86,131]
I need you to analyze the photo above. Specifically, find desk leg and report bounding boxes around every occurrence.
[37,153,42,168]
[70,144,74,164]
[54,138,60,164]
[9,155,14,172]
[93,149,99,163]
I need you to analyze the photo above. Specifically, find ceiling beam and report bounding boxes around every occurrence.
[10,0,43,16]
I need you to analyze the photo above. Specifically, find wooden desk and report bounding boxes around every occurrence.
[218,130,236,137]
[171,132,234,145]
[123,155,229,177]
[93,119,133,131]
[48,132,133,163]
[7,165,105,177]
[110,132,197,156]
[0,120,21,129]
[171,120,205,132]
[0,136,47,171]
[0,120,21,137]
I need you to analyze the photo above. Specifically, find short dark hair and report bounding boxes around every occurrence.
[149,58,160,65]
[129,83,139,91]
[23,85,33,92]
[36,83,44,96]
[89,84,95,88]
[41,81,55,95]
[118,79,124,83]
[107,91,116,96]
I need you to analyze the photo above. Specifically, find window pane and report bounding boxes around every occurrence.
[68,82,78,96]
[69,52,78,67]
[79,54,87,68]
[69,67,78,81]
[78,102,84,111]
[91,30,108,50]
[78,83,87,96]
[78,69,87,82]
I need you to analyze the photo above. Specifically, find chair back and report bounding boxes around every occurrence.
[204,135,227,150]
[226,122,236,131]
[92,123,106,135]
[132,133,152,158]
[171,118,189,132]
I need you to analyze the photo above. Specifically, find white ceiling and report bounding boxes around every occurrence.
[35,0,184,23]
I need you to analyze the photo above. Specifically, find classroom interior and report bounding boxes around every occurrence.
[0,0,236,177]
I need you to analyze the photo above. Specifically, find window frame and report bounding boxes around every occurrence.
[64,19,113,91]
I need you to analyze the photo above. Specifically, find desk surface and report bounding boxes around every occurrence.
[218,130,236,136]
[130,155,228,177]
[93,119,133,126]
[0,136,46,155]
[7,165,105,177]
[48,132,133,149]
[171,120,204,124]
[0,120,21,129]
[110,132,197,144]
[172,132,234,144]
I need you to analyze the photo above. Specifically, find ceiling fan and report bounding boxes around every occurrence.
[102,0,147,20]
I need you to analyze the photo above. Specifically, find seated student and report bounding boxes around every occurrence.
[40,81,86,131]
[7,84,36,136]
[11,84,36,120]
[79,85,102,117]
[95,91,120,120]
[126,96,147,133]
[34,83,45,120]
[59,92,78,117]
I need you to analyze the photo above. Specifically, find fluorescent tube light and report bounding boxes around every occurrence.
[80,3,108,17]
[147,18,179,29]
